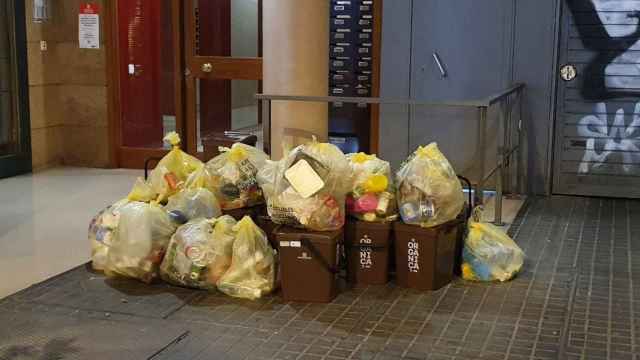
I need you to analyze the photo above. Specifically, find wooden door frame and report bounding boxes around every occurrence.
[183,0,263,156]
[106,0,185,168]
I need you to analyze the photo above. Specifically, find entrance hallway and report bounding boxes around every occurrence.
[0,167,138,298]
[0,196,638,359]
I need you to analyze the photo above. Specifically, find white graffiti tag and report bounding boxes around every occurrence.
[578,102,640,174]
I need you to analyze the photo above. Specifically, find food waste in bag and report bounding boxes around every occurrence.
[164,188,222,224]
[205,143,268,210]
[217,216,276,300]
[258,139,352,231]
[462,206,524,282]
[128,132,203,203]
[103,201,179,283]
[346,153,397,222]
[89,199,130,271]
[160,215,237,289]
[396,143,464,228]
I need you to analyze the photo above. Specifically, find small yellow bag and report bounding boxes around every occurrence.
[217,216,276,300]
[128,132,203,203]
[462,206,524,282]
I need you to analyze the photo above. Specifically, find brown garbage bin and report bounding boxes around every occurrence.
[201,132,258,160]
[276,227,343,303]
[256,215,280,250]
[345,220,392,285]
[394,219,463,291]
[222,206,259,222]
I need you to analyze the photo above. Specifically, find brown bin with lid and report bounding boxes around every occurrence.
[394,219,463,291]
[345,220,392,285]
[276,227,343,303]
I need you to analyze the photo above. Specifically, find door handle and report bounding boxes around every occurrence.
[432,52,447,78]
[201,62,213,73]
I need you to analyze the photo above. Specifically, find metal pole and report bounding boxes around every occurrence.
[477,107,488,205]
[262,99,271,155]
[495,103,505,226]
[503,96,512,195]
[517,88,525,195]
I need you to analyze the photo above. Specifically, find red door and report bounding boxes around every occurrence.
[118,0,162,148]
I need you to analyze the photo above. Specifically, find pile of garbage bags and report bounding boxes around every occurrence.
[89,133,524,296]
[89,133,276,298]
[259,139,351,231]
[346,153,397,222]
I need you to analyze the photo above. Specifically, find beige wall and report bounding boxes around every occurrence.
[26,0,110,170]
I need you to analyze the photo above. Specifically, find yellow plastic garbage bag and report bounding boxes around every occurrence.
[396,143,464,228]
[258,139,352,231]
[104,201,179,283]
[89,199,130,271]
[165,188,222,224]
[217,216,276,300]
[128,132,203,203]
[205,143,268,210]
[462,206,524,282]
[160,215,237,289]
[346,153,397,222]
[184,166,217,194]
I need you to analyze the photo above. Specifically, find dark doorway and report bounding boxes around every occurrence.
[0,0,31,178]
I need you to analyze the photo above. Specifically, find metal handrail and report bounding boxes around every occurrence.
[482,83,525,106]
[256,83,526,226]
[254,83,525,108]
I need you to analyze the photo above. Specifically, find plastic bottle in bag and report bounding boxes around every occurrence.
[462,206,524,282]
[346,153,397,222]
[128,132,203,203]
[165,188,222,224]
[104,201,179,283]
[160,215,237,289]
[396,143,464,228]
[89,199,130,271]
[205,143,268,210]
[217,216,276,300]
[258,139,352,231]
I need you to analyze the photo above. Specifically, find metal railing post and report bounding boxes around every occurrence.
[262,99,271,155]
[517,88,525,195]
[495,102,505,226]
[477,106,488,205]
[502,96,512,195]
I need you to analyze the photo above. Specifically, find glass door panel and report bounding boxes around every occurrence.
[193,0,259,57]
[185,0,262,157]
[195,79,260,152]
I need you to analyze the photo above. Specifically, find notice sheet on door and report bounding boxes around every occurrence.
[79,3,100,49]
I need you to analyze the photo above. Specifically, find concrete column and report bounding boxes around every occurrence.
[263,0,329,159]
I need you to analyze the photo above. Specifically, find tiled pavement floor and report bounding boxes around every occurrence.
[1,196,639,359]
